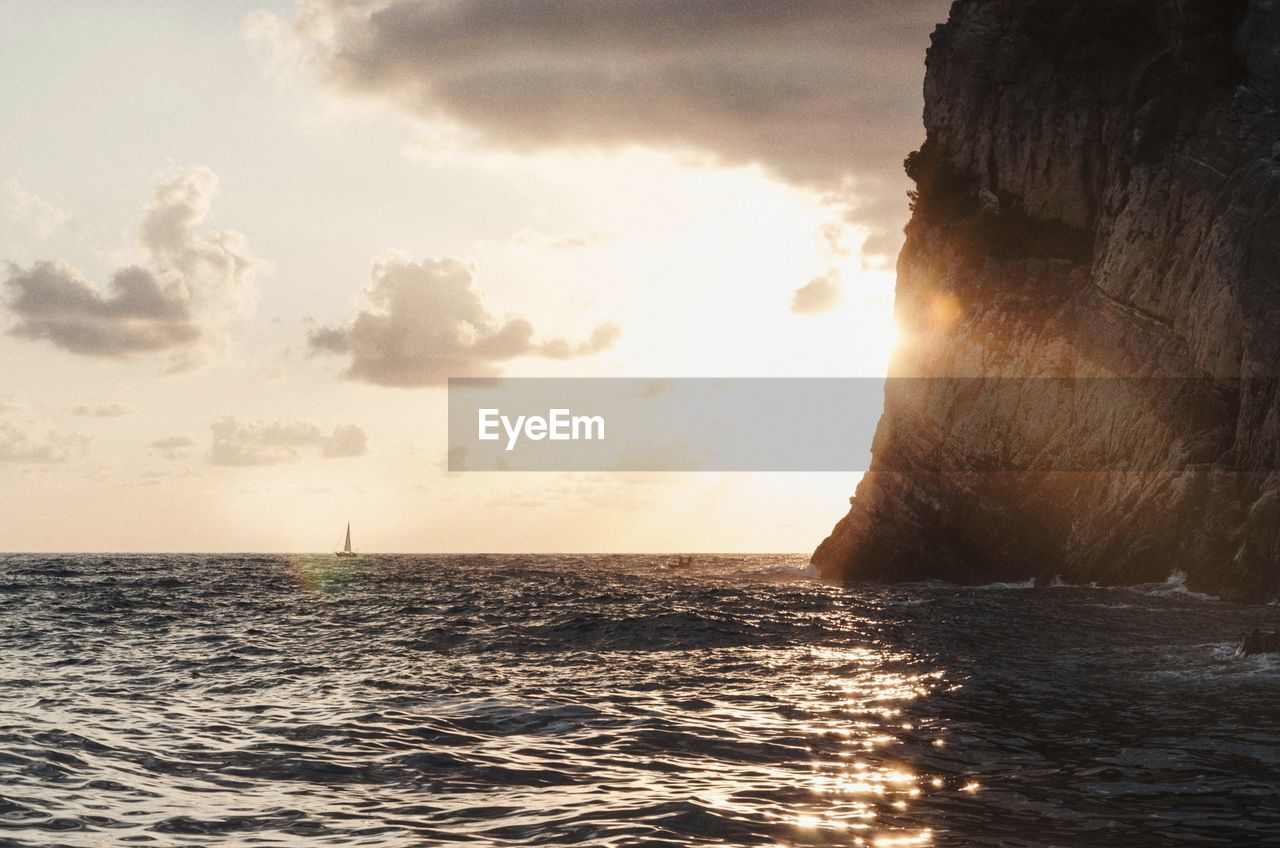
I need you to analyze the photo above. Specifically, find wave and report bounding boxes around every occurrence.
[968,572,1220,601]
[1149,643,1280,682]
[1128,571,1220,603]
[752,562,818,581]
[8,553,1280,847]
[712,560,818,582]
[969,578,1036,590]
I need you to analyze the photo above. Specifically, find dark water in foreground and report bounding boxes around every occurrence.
[2,555,1279,847]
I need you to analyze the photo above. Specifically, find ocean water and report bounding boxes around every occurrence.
[2,554,1279,848]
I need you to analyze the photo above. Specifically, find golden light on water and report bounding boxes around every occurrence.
[259,569,973,846]
[773,645,953,847]
[874,829,934,847]
[286,554,364,597]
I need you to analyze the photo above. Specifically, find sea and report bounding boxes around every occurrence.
[2,554,1279,847]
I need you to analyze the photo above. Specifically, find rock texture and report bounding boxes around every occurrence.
[813,0,1280,601]
[1236,628,1280,655]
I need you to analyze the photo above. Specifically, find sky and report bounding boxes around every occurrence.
[0,0,950,553]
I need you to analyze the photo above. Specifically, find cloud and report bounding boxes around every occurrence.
[548,232,614,250]
[132,467,204,486]
[536,322,621,360]
[2,167,259,370]
[242,8,304,78]
[255,0,950,249]
[306,325,350,355]
[209,417,369,465]
[308,254,618,386]
[0,394,22,415]
[0,420,89,464]
[790,269,842,315]
[69,403,133,418]
[320,423,369,458]
[3,180,70,239]
[149,435,197,450]
[148,438,195,450]
[147,435,197,459]
[4,261,203,358]
[512,229,615,250]
[439,443,467,476]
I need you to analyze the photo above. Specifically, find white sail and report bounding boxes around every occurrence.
[335,521,357,557]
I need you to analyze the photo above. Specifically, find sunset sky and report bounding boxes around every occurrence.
[0,0,949,552]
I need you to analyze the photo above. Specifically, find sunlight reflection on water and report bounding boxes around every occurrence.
[776,646,942,847]
[1,554,1278,846]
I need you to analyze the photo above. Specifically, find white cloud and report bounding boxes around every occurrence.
[2,180,70,239]
[2,167,259,370]
[307,254,618,386]
[790,269,842,315]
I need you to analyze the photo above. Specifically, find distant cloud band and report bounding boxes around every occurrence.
[209,416,369,465]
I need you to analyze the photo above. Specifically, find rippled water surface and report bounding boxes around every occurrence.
[3,554,1280,847]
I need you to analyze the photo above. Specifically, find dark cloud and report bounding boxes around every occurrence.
[790,269,842,315]
[209,417,369,465]
[306,325,350,355]
[268,0,950,249]
[0,420,89,464]
[2,167,258,369]
[148,435,197,454]
[5,261,202,357]
[308,254,618,386]
[69,403,133,418]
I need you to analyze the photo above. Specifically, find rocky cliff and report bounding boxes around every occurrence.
[813,0,1280,601]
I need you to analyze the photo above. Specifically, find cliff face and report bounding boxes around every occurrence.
[813,0,1280,601]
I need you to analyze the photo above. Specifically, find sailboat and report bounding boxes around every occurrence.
[335,522,357,558]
